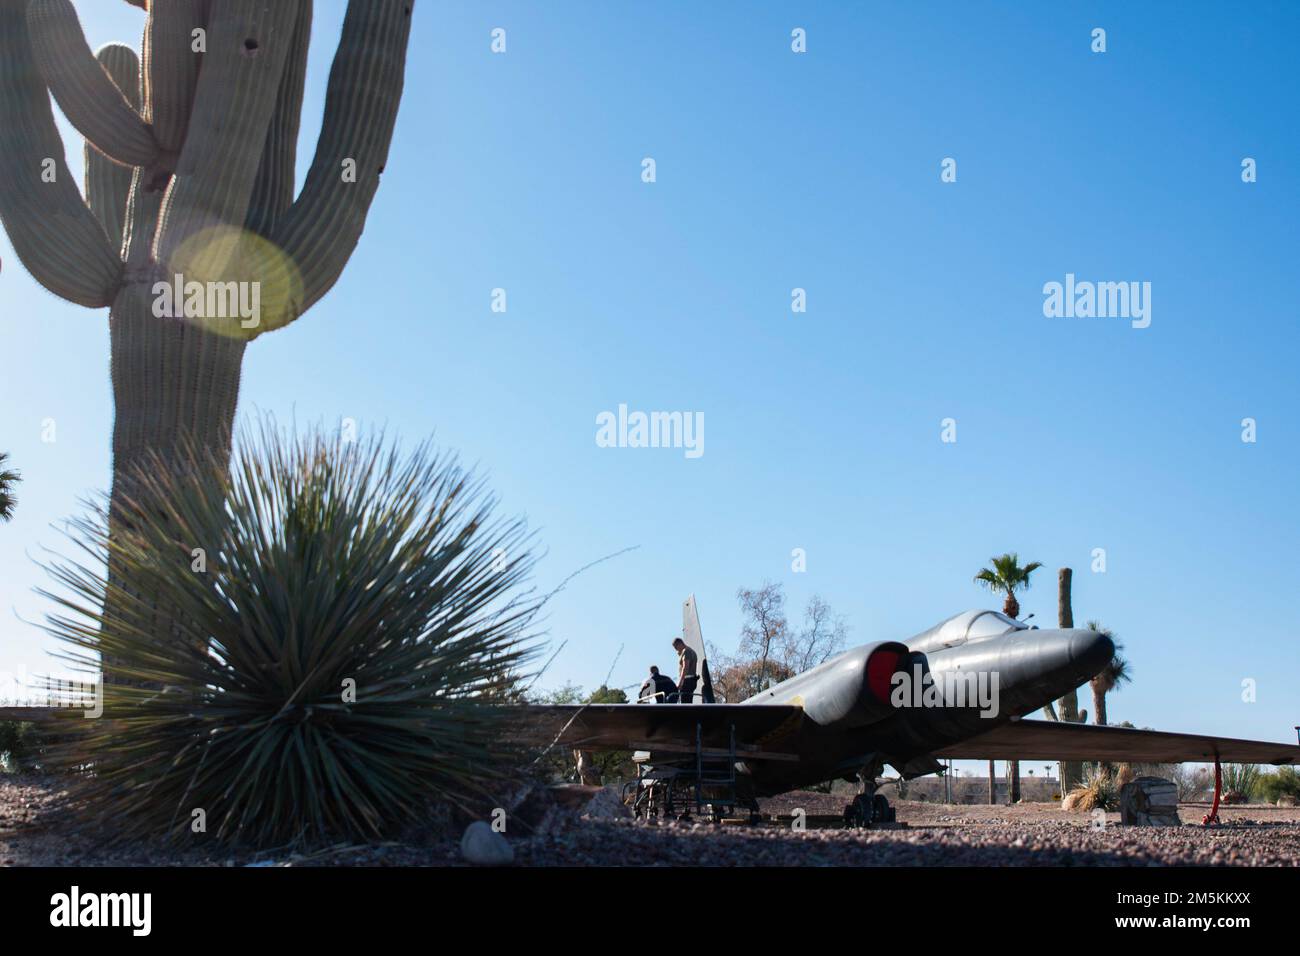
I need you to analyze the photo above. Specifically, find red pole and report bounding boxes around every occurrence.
[1202,755,1222,826]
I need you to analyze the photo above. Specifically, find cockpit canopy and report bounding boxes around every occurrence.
[904,609,1027,655]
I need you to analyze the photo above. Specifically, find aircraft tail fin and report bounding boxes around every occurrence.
[682,594,715,703]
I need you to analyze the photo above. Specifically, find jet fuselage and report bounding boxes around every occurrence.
[736,610,1114,794]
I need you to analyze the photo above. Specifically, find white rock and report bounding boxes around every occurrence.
[460,821,513,865]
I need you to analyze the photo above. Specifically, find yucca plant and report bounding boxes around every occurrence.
[39,421,540,848]
[1064,763,1119,812]
[1084,620,1131,726]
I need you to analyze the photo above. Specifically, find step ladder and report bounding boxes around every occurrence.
[690,721,738,820]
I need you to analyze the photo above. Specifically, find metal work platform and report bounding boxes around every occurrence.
[624,722,757,822]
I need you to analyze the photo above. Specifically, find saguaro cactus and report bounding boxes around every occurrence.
[0,0,413,517]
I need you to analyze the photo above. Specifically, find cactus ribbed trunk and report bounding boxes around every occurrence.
[102,283,246,686]
[109,291,246,498]
[1055,567,1084,795]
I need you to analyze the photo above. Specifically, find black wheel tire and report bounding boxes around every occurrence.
[872,794,892,823]
[844,797,868,828]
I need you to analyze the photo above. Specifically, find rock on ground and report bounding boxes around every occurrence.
[460,821,513,866]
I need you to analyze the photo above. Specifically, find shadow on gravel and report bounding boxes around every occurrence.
[508,818,1300,867]
[6,776,1297,867]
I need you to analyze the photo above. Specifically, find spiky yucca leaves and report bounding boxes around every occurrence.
[40,423,539,848]
[1063,764,1118,812]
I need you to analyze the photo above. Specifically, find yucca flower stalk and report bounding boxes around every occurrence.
[39,421,540,848]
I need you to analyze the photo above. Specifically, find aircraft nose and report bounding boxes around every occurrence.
[998,627,1117,713]
[1061,627,1115,678]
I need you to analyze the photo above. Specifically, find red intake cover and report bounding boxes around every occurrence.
[866,648,902,703]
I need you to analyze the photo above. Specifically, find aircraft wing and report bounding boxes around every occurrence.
[522,704,804,755]
[934,718,1300,765]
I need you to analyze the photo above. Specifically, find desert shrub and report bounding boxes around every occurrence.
[1221,763,1262,801]
[39,422,540,848]
[1256,767,1300,804]
[1187,765,1213,800]
[0,720,38,772]
[1064,764,1118,811]
[1169,764,1205,801]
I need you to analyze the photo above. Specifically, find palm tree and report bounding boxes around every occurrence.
[0,452,19,522]
[973,553,1043,620]
[1085,621,1131,726]
[974,553,1043,803]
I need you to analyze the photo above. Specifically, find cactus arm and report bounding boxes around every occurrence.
[263,0,414,328]
[154,0,299,282]
[85,43,141,255]
[93,42,141,113]
[142,0,206,183]
[244,0,313,238]
[26,0,159,168]
[0,0,122,308]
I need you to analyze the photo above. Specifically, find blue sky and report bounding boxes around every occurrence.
[2,2,1298,775]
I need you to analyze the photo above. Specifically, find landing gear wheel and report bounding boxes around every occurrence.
[843,792,895,828]
[843,800,860,828]
[873,794,895,823]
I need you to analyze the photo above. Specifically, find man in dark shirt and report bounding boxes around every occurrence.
[637,666,677,703]
[672,637,698,704]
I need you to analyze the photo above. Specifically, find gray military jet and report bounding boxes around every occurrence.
[534,597,1300,824]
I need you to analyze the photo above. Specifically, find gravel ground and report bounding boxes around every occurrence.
[4,776,1299,866]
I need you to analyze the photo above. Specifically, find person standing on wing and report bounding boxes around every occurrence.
[673,637,698,704]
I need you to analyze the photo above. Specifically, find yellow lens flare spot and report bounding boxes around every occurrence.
[164,226,303,340]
